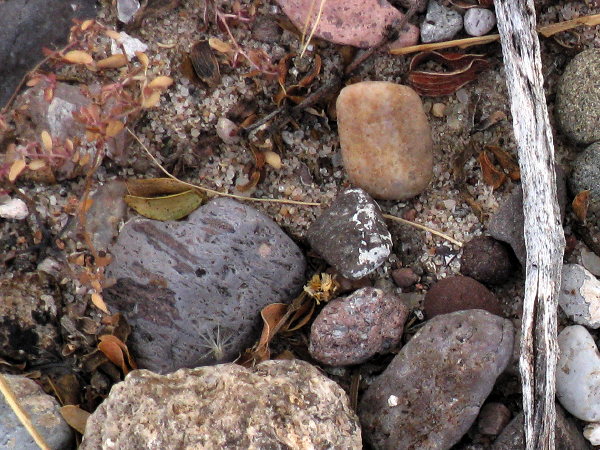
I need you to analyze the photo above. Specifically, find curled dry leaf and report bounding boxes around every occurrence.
[478,150,506,189]
[62,50,94,65]
[148,76,174,90]
[91,292,109,314]
[408,51,490,96]
[98,335,137,374]
[124,189,205,220]
[105,120,124,138]
[96,53,128,70]
[60,405,90,434]
[126,177,191,197]
[486,145,520,180]
[8,160,27,182]
[573,190,590,222]
[141,90,161,108]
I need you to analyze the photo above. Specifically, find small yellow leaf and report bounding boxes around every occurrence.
[125,190,205,220]
[148,76,174,90]
[135,51,149,67]
[105,120,124,138]
[81,19,94,31]
[96,54,128,69]
[28,159,47,171]
[91,292,109,314]
[63,50,94,65]
[41,130,53,151]
[209,37,233,53]
[60,405,90,434]
[104,29,122,41]
[141,90,162,108]
[8,160,27,182]
[264,151,282,170]
[126,177,191,197]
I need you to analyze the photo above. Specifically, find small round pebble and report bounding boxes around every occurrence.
[424,275,503,319]
[556,49,600,145]
[569,141,600,226]
[477,402,511,436]
[460,236,516,285]
[431,102,446,118]
[420,0,463,44]
[392,267,419,288]
[464,8,496,37]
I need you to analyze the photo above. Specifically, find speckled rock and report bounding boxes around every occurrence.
[274,0,419,50]
[104,198,306,373]
[558,264,600,328]
[556,325,600,421]
[556,49,600,145]
[0,375,74,450]
[420,0,463,43]
[359,310,514,449]
[464,8,496,37]
[307,188,392,279]
[424,275,503,318]
[460,236,516,285]
[0,272,62,365]
[491,405,590,449]
[488,169,567,266]
[309,287,409,366]
[477,402,511,436]
[80,360,362,449]
[570,142,600,226]
[337,82,433,200]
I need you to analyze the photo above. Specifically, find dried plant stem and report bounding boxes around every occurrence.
[126,128,463,247]
[0,374,50,450]
[300,0,327,58]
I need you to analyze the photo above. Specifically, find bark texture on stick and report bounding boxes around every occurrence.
[495,1,565,449]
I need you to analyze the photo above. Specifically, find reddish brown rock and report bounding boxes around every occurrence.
[460,236,516,285]
[337,82,433,200]
[392,267,420,288]
[424,275,503,319]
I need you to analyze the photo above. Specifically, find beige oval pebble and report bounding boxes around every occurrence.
[337,81,433,200]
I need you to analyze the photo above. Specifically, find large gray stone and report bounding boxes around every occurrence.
[359,309,514,449]
[80,360,362,449]
[105,198,306,373]
[0,375,74,450]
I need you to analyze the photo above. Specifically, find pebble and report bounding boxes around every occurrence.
[582,248,600,277]
[359,310,514,449]
[105,198,306,373]
[309,287,409,366]
[584,422,600,446]
[556,49,600,145]
[556,325,600,421]
[431,102,446,117]
[464,8,497,37]
[420,0,463,44]
[558,264,600,328]
[307,188,392,279]
[491,405,590,449]
[0,197,29,220]
[424,275,503,318]
[0,375,74,449]
[460,236,516,285]
[81,360,361,449]
[117,0,140,24]
[392,267,420,288]
[569,142,600,226]
[477,402,511,436]
[109,32,147,60]
[337,82,433,200]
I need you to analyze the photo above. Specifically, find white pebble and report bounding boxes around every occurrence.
[0,198,28,220]
[584,422,600,445]
[464,8,497,37]
[110,32,148,60]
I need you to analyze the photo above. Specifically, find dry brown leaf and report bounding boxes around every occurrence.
[136,51,150,67]
[105,120,124,138]
[236,171,261,192]
[41,130,53,151]
[208,37,233,54]
[573,190,590,222]
[96,54,128,70]
[148,76,174,90]
[99,335,137,370]
[478,150,506,189]
[91,292,109,314]
[28,159,47,171]
[60,405,90,434]
[126,177,191,197]
[8,160,27,182]
[264,151,282,170]
[487,145,521,180]
[98,340,128,374]
[63,50,94,65]
[141,90,161,108]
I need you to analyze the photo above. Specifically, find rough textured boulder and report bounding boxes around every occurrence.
[81,360,362,449]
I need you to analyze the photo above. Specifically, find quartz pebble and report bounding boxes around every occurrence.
[117,0,140,23]
[584,422,600,446]
[558,264,600,328]
[359,310,514,449]
[431,102,446,117]
[309,287,409,366]
[307,188,392,279]
[569,142,600,226]
[556,325,600,421]
[337,82,433,200]
[478,402,511,436]
[81,361,361,449]
[464,8,497,37]
[460,236,516,285]
[420,0,463,43]
[0,197,28,220]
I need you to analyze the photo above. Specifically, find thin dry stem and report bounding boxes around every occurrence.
[300,0,327,58]
[0,374,50,450]
[382,213,463,247]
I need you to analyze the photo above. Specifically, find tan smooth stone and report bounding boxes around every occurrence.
[337,81,433,200]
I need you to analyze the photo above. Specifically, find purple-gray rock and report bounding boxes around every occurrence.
[80,360,361,449]
[488,168,567,267]
[307,188,392,280]
[477,402,511,436]
[105,198,306,373]
[309,287,409,366]
[491,405,590,450]
[391,267,420,288]
[0,375,74,450]
[460,236,516,285]
[359,310,514,449]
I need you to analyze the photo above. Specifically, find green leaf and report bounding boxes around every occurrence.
[125,190,204,220]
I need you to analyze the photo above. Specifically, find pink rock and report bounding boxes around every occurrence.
[275,0,419,49]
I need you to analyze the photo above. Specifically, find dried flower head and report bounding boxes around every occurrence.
[303,273,339,304]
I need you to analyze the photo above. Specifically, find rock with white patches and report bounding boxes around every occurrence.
[307,188,392,279]
[309,287,409,366]
[558,264,600,328]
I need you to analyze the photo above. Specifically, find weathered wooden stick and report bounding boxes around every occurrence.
[495,1,566,449]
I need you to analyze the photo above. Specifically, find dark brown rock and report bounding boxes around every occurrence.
[460,236,516,285]
[392,267,419,288]
[359,310,514,449]
[478,402,512,436]
[81,360,361,449]
[105,198,306,373]
[309,287,409,366]
[424,275,503,319]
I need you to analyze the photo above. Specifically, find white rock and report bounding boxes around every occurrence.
[420,1,463,44]
[556,325,600,421]
[0,198,28,220]
[584,422,600,445]
[110,32,148,60]
[117,0,140,24]
[581,248,600,277]
[558,263,600,328]
[464,8,496,37]
[216,117,240,144]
